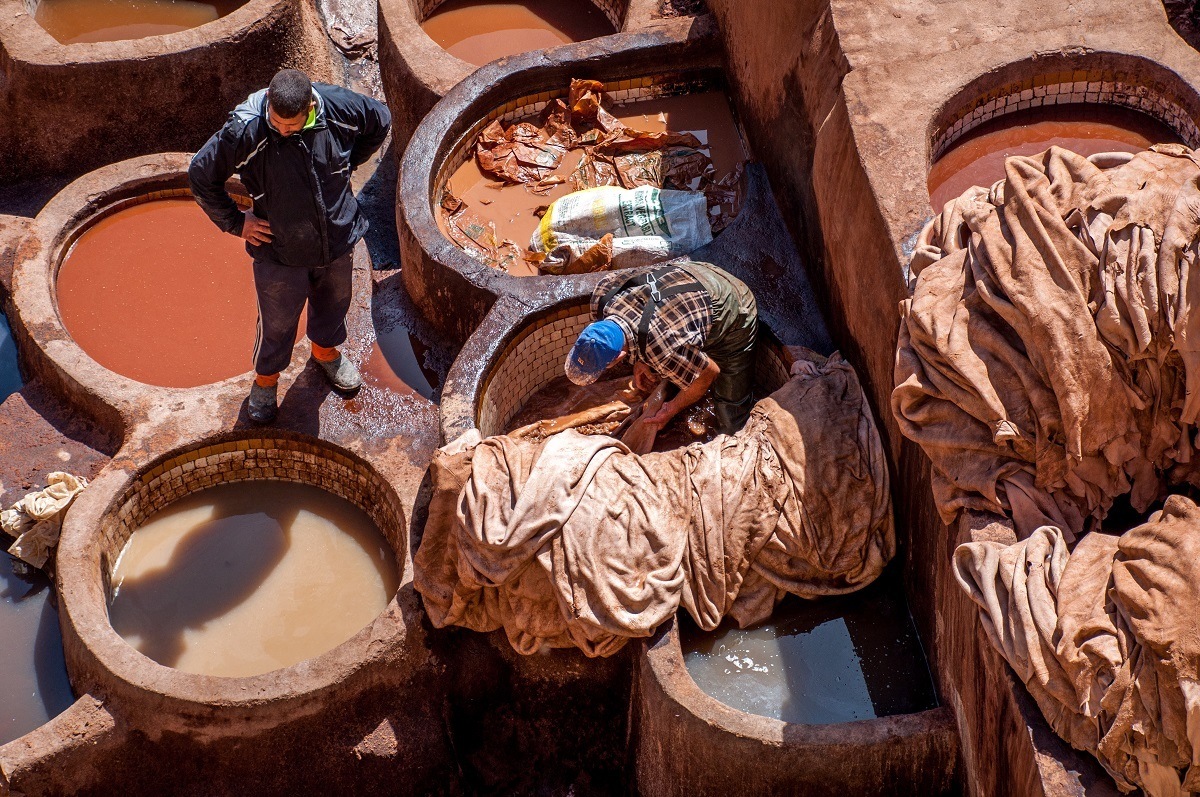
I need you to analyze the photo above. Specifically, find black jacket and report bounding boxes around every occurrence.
[189,82,390,268]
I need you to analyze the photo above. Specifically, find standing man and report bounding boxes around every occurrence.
[564,260,758,435]
[189,68,391,423]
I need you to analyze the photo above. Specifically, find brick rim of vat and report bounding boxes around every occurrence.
[926,53,1200,181]
[438,291,793,444]
[0,0,291,64]
[54,431,416,723]
[11,153,277,416]
[395,30,725,345]
[638,615,958,756]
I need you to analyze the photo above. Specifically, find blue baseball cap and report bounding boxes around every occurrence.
[564,320,626,385]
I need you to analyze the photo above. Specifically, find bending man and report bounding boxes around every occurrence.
[189,68,390,423]
[565,260,758,435]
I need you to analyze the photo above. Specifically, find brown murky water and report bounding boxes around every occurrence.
[34,0,247,44]
[57,198,258,388]
[927,104,1182,210]
[443,91,746,276]
[680,574,937,725]
[421,0,615,66]
[0,553,75,745]
[108,481,398,678]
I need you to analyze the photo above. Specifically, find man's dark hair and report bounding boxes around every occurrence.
[268,69,312,119]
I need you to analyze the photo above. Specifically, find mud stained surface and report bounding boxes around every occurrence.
[680,572,937,725]
[443,91,746,276]
[57,198,257,388]
[108,481,398,678]
[928,104,1182,210]
[0,553,74,746]
[34,0,248,43]
[420,0,615,66]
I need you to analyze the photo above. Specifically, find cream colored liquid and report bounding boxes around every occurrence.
[34,0,245,44]
[443,91,746,276]
[109,481,398,678]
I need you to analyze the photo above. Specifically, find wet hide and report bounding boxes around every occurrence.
[955,495,1200,797]
[415,353,894,656]
[894,145,1200,541]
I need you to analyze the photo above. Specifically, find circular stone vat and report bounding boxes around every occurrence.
[0,552,75,746]
[927,68,1200,210]
[0,0,329,181]
[55,195,258,389]
[378,0,713,155]
[33,0,250,44]
[107,479,398,678]
[438,77,747,278]
[635,615,959,797]
[420,0,617,67]
[54,435,415,731]
[398,43,729,344]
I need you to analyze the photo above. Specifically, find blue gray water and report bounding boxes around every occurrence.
[0,553,75,745]
[681,574,937,725]
[0,312,23,403]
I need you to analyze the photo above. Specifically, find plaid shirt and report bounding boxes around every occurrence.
[591,266,712,388]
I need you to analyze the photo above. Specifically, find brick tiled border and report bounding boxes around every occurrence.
[100,436,405,580]
[476,302,792,436]
[931,68,1200,162]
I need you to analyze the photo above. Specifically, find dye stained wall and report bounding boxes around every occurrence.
[704,0,1200,794]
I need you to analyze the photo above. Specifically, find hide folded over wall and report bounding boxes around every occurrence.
[895,144,1200,796]
[415,352,894,657]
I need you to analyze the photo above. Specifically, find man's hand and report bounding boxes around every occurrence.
[633,361,661,393]
[241,210,273,246]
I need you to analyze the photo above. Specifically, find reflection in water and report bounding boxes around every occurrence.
[0,313,21,404]
[108,481,399,678]
[681,574,937,724]
[0,553,75,745]
[362,322,437,400]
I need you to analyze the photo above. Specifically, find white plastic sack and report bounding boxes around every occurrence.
[531,185,712,272]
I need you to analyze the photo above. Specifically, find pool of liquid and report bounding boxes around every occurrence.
[57,198,258,388]
[108,480,398,678]
[680,573,937,725]
[0,553,75,745]
[443,91,746,276]
[928,104,1183,210]
[34,0,248,44]
[361,322,437,400]
[0,312,22,404]
[421,0,615,66]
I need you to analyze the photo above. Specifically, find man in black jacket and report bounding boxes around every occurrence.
[189,69,391,423]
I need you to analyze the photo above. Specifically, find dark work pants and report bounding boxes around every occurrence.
[252,251,354,376]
